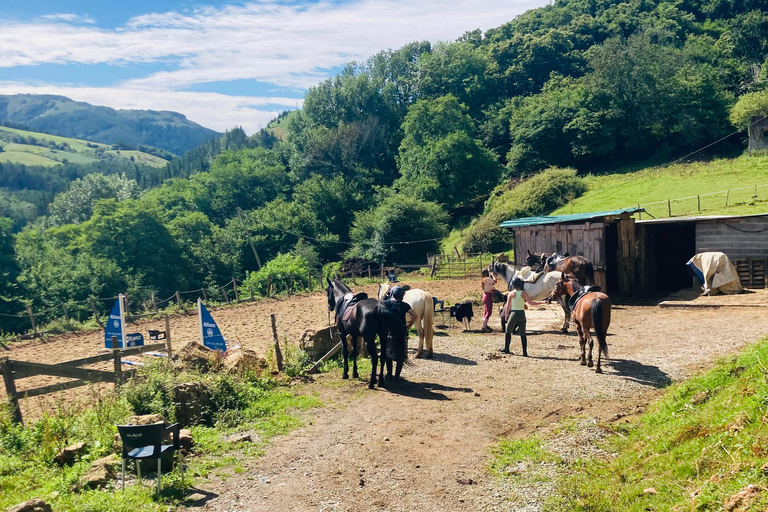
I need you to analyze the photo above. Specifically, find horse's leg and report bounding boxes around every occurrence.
[351,335,359,379]
[366,334,378,389]
[586,331,594,368]
[575,321,586,365]
[340,329,350,379]
[414,318,424,359]
[558,296,569,333]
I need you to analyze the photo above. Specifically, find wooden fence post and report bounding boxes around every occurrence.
[222,287,231,304]
[26,305,37,336]
[697,195,701,211]
[89,298,104,328]
[430,257,437,278]
[368,265,372,280]
[201,288,208,303]
[250,285,255,301]
[270,314,284,372]
[112,342,122,385]
[726,190,730,207]
[62,303,69,322]
[267,276,272,298]
[308,272,313,291]
[290,272,294,294]
[124,294,130,323]
[232,279,239,302]
[667,199,672,217]
[151,293,158,314]
[176,291,183,310]
[0,357,22,424]
[164,317,173,357]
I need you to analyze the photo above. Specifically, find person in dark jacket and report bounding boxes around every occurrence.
[382,286,418,376]
[502,277,544,356]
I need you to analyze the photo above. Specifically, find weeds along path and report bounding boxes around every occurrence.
[1,278,484,421]
[195,293,768,512]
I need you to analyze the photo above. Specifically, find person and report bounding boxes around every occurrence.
[383,286,418,378]
[480,269,497,332]
[502,277,545,356]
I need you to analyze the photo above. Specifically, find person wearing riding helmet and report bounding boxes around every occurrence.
[384,286,418,331]
[502,277,545,356]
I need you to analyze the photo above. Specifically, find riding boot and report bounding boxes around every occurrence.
[503,331,511,353]
[520,335,528,357]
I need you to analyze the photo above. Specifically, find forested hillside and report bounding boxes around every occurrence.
[2,0,768,332]
[0,95,219,155]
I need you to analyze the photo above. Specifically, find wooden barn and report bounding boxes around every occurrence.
[500,208,643,295]
[500,210,768,295]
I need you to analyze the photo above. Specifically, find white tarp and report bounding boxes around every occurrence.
[687,252,743,295]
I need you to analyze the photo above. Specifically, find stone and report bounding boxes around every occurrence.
[172,342,219,372]
[224,349,268,376]
[72,456,119,491]
[690,391,710,405]
[54,442,88,466]
[643,487,657,494]
[7,499,53,512]
[226,432,254,444]
[178,429,194,454]
[128,414,165,425]
[299,327,337,359]
[174,382,212,427]
[723,484,762,511]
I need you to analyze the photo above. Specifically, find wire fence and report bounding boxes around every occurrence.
[635,183,768,219]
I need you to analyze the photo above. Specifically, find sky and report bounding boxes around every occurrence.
[0,0,547,134]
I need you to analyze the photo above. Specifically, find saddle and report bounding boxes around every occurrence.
[337,292,368,324]
[516,266,543,283]
[568,285,602,311]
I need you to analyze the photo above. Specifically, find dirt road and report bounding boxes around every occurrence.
[192,289,768,512]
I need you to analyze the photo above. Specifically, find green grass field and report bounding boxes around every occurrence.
[554,154,768,218]
[0,126,167,168]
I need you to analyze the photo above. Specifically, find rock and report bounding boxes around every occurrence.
[128,414,165,425]
[172,342,219,372]
[178,429,194,454]
[174,382,212,427]
[457,478,476,485]
[643,487,657,494]
[72,456,119,491]
[224,349,268,376]
[54,442,88,466]
[299,327,337,359]
[690,390,710,405]
[7,499,53,512]
[226,433,253,444]
[724,484,763,511]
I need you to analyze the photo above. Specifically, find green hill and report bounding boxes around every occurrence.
[0,94,219,155]
[554,154,768,219]
[0,126,169,168]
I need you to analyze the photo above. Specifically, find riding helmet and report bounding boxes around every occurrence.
[391,286,406,300]
[511,277,524,290]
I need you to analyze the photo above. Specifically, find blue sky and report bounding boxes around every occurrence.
[0,0,546,133]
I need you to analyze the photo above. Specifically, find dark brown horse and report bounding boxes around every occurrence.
[549,275,611,373]
[526,251,594,285]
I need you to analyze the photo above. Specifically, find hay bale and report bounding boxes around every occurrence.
[224,349,268,376]
[300,327,337,359]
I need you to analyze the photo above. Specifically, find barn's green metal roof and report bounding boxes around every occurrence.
[499,208,644,228]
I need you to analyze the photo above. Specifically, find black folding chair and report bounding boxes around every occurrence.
[116,422,183,494]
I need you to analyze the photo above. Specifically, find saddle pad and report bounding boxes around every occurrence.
[568,285,602,311]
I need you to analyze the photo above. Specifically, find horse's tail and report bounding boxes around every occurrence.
[585,261,595,284]
[591,298,608,359]
[422,291,434,352]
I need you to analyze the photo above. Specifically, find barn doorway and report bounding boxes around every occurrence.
[650,222,696,292]
[605,222,618,293]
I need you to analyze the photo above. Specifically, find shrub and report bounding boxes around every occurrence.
[242,253,311,296]
[462,167,587,253]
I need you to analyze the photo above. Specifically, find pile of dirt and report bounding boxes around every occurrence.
[172,342,219,372]
[224,349,268,376]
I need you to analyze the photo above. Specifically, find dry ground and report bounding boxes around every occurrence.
[3,280,767,512]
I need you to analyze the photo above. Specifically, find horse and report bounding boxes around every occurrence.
[526,250,594,285]
[549,275,611,373]
[326,278,404,388]
[489,260,572,332]
[377,283,435,359]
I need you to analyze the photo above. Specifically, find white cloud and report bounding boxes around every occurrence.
[0,0,546,131]
[38,13,96,24]
[0,82,302,133]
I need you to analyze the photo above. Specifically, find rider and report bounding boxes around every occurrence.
[383,286,418,376]
[481,269,497,332]
[502,277,545,356]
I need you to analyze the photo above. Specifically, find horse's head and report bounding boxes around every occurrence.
[525,250,544,267]
[550,274,573,299]
[377,283,388,301]
[326,278,337,312]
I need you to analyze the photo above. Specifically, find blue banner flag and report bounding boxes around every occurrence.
[125,333,144,347]
[104,296,126,349]
[198,299,226,351]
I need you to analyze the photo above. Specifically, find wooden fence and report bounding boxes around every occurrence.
[428,252,491,279]
[1,335,173,425]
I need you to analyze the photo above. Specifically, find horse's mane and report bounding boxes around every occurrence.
[569,278,584,294]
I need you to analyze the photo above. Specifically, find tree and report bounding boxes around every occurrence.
[48,173,140,226]
[347,194,449,263]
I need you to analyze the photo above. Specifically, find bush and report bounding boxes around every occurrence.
[729,88,768,128]
[462,167,587,253]
[242,253,311,296]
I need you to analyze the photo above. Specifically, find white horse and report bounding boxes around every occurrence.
[492,261,570,332]
[378,283,435,359]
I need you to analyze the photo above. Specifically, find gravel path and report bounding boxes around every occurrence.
[193,291,768,512]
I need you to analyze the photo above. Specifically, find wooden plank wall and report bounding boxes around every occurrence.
[696,216,768,259]
[513,223,606,267]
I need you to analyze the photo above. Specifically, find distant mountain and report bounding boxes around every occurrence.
[0,94,220,156]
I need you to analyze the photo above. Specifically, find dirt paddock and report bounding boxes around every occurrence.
[3,280,768,511]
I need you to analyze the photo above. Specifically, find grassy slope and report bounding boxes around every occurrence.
[491,336,768,511]
[554,154,768,218]
[0,126,168,168]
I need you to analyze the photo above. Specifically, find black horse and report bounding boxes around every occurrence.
[326,278,405,389]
